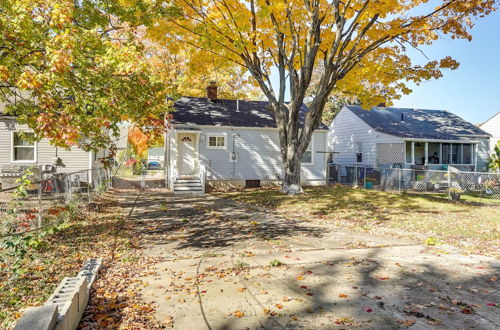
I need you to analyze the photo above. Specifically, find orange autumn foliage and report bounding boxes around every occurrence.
[128,127,149,158]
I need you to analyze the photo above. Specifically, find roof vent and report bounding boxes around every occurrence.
[401,113,404,122]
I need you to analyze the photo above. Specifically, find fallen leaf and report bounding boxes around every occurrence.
[238,287,246,292]
[486,303,496,307]
[363,306,373,313]
[290,315,298,321]
[263,308,270,315]
[461,308,472,314]
[377,276,390,280]
[396,318,416,327]
[234,310,245,318]
[339,293,348,298]
[438,304,448,310]
[300,285,309,289]
[282,297,292,302]
[374,296,382,300]
[306,292,314,296]
[275,304,283,309]
[163,315,174,325]
[297,276,305,280]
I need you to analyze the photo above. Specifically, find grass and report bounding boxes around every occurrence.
[213,185,500,256]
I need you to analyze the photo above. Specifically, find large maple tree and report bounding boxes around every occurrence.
[150,0,497,194]
[0,0,168,151]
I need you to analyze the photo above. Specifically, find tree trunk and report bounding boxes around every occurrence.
[282,150,303,195]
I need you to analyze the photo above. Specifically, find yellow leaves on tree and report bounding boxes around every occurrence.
[128,127,149,158]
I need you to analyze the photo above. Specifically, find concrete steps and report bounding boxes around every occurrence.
[174,178,203,194]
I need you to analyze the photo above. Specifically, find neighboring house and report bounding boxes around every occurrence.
[329,105,491,172]
[479,111,500,156]
[0,104,107,187]
[166,89,329,193]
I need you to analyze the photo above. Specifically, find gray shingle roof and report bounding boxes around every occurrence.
[172,97,328,130]
[346,105,490,140]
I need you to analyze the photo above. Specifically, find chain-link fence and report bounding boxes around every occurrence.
[329,165,500,206]
[111,162,166,190]
[0,168,110,237]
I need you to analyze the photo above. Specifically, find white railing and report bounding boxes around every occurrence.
[199,164,206,193]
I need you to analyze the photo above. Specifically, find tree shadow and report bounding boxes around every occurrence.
[130,192,325,250]
[212,249,499,329]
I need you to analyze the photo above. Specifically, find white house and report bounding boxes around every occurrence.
[0,104,107,187]
[329,105,491,172]
[166,90,329,193]
[480,111,500,155]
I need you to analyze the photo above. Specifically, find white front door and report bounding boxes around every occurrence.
[177,133,197,176]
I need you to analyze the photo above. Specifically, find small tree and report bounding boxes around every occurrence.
[489,141,500,172]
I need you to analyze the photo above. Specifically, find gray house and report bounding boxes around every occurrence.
[329,105,491,172]
[0,105,107,187]
[167,94,329,193]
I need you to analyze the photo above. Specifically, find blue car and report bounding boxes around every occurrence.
[148,161,161,169]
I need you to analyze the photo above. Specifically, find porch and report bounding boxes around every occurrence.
[167,129,206,194]
[376,139,478,171]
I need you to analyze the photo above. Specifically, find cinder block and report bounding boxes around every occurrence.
[14,305,58,330]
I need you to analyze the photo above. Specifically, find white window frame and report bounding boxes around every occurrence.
[11,131,37,163]
[301,138,314,165]
[206,133,227,150]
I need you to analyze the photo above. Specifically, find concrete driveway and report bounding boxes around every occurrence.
[123,191,499,329]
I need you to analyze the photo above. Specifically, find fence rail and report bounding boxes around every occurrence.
[0,168,110,237]
[329,165,500,206]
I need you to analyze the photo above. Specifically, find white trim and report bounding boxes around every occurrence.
[10,131,37,163]
[301,137,314,165]
[179,124,329,132]
[402,138,479,144]
[206,132,227,150]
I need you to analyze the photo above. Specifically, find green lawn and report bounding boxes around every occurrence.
[213,185,500,256]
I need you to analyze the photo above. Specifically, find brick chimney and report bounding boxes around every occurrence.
[206,81,218,101]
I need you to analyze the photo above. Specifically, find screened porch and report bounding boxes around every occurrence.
[404,140,477,167]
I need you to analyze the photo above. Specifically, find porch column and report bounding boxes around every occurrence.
[424,142,428,165]
[474,144,478,171]
[439,143,442,164]
[411,141,415,164]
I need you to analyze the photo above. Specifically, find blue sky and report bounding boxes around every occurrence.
[269,8,499,125]
[393,9,500,125]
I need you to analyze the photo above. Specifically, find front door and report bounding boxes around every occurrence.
[177,133,197,176]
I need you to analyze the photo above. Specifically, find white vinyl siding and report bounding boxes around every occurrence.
[0,119,99,173]
[196,127,327,185]
[328,107,401,165]
[480,112,500,155]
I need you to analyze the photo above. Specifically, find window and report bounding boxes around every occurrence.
[301,141,313,164]
[207,134,226,149]
[12,132,36,162]
[356,142,362,163]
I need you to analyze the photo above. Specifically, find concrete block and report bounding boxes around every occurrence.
[14,305,58,330]
[15,258,104,330]
[78,258,102,291]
